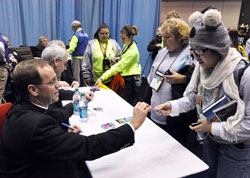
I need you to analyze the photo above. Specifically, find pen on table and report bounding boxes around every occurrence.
[61,123,83,133]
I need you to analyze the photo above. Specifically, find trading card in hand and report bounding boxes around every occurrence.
[116,117,132,124]
[90,86,100,92]
[101,122,116,130]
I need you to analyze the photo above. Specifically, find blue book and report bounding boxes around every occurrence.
[213,100,237,122]
[200,95,231,122]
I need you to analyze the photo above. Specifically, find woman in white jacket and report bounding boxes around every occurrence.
[82,23,121,86]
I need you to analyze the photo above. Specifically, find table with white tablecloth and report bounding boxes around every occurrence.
[68,87,208,178]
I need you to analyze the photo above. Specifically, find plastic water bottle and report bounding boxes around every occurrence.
[79,93,88,122]
[73,88,80,115]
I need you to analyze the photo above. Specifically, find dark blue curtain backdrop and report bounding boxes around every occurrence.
[0,0,160,76]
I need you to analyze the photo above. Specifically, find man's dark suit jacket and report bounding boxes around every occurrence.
[47,89,74,126]
[32,44,44,57]
[0,101,134,178]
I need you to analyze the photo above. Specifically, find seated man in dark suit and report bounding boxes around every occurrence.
[41,44,92,125]
[46,40,79,88]
[33,36,48,57]
[0,59,150,178]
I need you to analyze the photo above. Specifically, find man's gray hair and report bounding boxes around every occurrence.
[71,20,81,28]
[47,40,65,48]
[41,44,67,65]
[39,36,47,43]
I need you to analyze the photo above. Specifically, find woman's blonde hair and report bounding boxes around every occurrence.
[161,18,190,45]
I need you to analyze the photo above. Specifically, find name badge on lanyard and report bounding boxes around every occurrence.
[150,71,164,92]
[103,58,111,71]
[99,41,110,71]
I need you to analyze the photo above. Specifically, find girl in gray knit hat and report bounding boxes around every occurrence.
[155,9,250,178]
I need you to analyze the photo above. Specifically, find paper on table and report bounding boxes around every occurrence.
[62,100,73,106]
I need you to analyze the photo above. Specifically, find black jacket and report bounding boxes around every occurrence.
[0,101,134,178]
[32,44,45,57]
[47,89,74,126]
[147,35,162,61]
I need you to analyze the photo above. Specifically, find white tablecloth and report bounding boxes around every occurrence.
[68,87,208,178]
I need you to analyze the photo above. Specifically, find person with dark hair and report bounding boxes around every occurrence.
[67,20,89,85]
[147,26,162,61]
[95,25,142,106]
[82,23,121,86]
[238,24,248,46]
[228,28,240,49]
[147,18,196,146]
[156,9,250,178]
[0,58,150,178]
[200,5,217,14]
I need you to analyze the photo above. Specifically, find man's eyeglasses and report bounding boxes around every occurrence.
[38,78,58,86]
[57,59,68,67]
[62,61,68,66]
[190,48,208,56]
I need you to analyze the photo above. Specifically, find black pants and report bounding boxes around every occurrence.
[122,75,142,106]
[150,115,190,146]
[142,78,152,105]
[165,114,190,146]
[167,110,197,146]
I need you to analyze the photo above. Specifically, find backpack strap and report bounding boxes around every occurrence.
[238,59,250,85]
[237,59,250,99]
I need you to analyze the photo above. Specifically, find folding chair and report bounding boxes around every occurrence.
[0,103,12,140]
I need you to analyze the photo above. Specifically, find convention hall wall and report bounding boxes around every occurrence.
[160,0,242,29]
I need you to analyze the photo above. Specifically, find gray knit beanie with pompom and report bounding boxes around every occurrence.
[188,9,231,59]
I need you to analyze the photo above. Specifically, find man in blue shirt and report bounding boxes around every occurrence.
[0,34,10,104]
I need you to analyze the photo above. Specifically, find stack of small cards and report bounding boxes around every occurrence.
[100,117,132,130]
